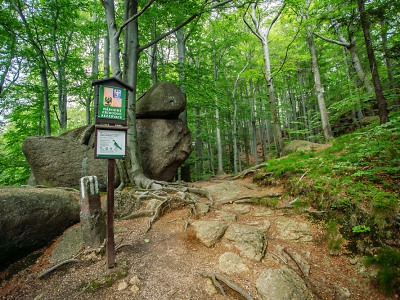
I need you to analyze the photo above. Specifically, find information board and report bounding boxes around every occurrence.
[95,127,127,159]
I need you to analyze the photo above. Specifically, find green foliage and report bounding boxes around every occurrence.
[80,265,128,293]
[365,248,400,295]
[325,220,343,251]
[352,225,371,233]
[262,111,400,253]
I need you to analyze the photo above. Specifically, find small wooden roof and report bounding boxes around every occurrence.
[91,77,134,92]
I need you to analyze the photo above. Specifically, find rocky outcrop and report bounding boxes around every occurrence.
[22,82,192,189]
[23,128,111,190]
[0,187,80,268]
[136,81,191,181]
[136,81,186,119]
[137,119,191,181]
[283,140,331,156]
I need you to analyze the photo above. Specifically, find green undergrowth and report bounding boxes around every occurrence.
[255,111,400,294]
[80,265,128,293]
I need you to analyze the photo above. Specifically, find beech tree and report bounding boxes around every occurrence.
[243,1,286,156]
[101,0,237,188]
[357,0,389,124]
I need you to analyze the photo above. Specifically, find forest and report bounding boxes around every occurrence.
[0,0,399,185]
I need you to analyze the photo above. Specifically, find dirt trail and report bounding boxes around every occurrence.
[0,177,391,300]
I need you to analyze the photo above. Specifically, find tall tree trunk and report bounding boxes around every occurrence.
[40,66,51,137]
[194,106,204,175]
[245,3,284,156]
[357,0,389,124]
[306,25,333,142]
[123,0,155,188]
[102,0,122,80]
[348,40,372,94]
[215,97,224,175]
[148,16,158,86]
[175,27,191,180]
[213,49,225,175]
[232,62,248,173]
[104,33,110,77]
[232,86,238,174]
[249,79,258,165]
[87,18,100,125]
[379,20,394,88]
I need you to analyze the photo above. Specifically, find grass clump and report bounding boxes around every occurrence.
[80,265,128,293]
[260,111,400,250]
[365,247,400,295]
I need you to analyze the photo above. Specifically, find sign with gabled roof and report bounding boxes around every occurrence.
[92,77,133,126]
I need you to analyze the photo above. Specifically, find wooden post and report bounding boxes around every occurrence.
[106,159,116,268]
[80,176,106,248]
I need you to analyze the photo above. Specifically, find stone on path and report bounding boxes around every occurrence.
[218,252,249,274]
[191,221,228,247]
[256,267,314,300]
[224,224,267,261]
[274,218,313,242]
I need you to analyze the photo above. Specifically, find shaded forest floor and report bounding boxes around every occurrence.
[0,175,396,300]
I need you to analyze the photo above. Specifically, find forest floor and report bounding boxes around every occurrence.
[0,175,396,300]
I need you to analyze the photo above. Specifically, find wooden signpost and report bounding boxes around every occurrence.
[92,78,133,268]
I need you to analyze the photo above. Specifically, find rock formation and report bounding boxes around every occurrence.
[22,82,192,189]
[0,187,80,268]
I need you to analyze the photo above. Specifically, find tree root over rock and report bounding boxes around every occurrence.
[140,186,212,233]
[200,271,254,300]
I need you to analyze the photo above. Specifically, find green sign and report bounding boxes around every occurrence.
[97,85,126,121]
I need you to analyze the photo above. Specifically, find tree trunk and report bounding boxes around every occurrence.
[148,16,158,86]
[40,66,51,137]
[233,94,238,174]
[246,3,284,156]
[306,25,333,142]
[123,0,157,188]
[249,79,258,165]
[102,0,122,80]
[357,0,389,124]
[87,22,100,125]
[194,106,204,175]
[215,98,224,175]
[104,33,110,77]
[175,27,190,179]
[380,20,394,89]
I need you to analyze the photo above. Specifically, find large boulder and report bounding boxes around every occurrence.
[283,140,331,156]
[0,187,80,268]
[22,127,112,191]
[136,81,186,119]
[137,118,192,181]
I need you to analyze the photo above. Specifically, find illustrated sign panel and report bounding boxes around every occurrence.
[97,85,126,121]
[96,128,126,159]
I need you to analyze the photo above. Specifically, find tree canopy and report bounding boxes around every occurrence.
[0,0,398,185]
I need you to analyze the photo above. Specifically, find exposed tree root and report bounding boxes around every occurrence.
[145,198,170,233]
[218,193,282,205]
[143,189,200,233]
[38,259,80,279]
[232,163,269,180]
[281,247,324,300]
[121,210,154,220]
[200,271,254,300]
